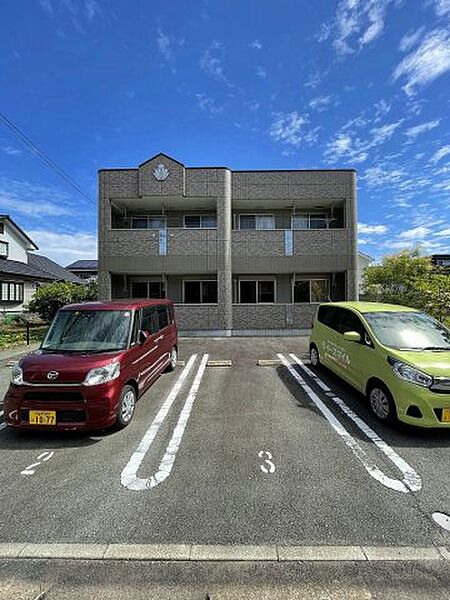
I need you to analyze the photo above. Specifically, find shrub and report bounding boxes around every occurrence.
[28,281,98,322]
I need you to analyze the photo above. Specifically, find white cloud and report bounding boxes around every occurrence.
[398,225,431,240]
[2,146,21,156]
[325,118,402,165]
[200,41,232,86]
[358,223,388,234]
[433,0,450,16]
[39,0,53,14]
[373,98,391,122]
[434,227,450,237]
[370,120,403,144]
[321,0,397,56]
[0,194,73,217]
[399,27,425,52]
[0,178,76,217]
[28,230,97,264]
[404,119,440,139]
[256,66,267,79]
[304,71,324,89]
[270,112,308,146]
[431,145,450,163]
[249,40,262,49]
[393,29,450,95]
[309,95,333,111]
[157,28,177,73]
[363,166,405,187]
[84,0,101,21]
[196,93,222,116]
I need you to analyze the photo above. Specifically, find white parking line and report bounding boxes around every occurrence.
[0,409,5,430]
[121,353,208,491]
[278,354,421,494]
[289,353,422,493]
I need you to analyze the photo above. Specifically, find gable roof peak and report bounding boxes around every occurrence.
[138,152,185,168]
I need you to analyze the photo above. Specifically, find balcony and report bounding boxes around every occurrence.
[102,228,218,274]
[232,229,353,273]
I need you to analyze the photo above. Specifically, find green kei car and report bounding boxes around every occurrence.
[309,302,450,427]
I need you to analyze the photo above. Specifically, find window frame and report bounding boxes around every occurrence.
[130,280,165,299]
[293,278,330,303]
[291,213,329,230]
[183,214,217,229]
[0,281,24,302]
[238,214,276,230]
[0,240,9,259]
[238,278,276,304]
[182,279,218,304]
[131,215,167,230]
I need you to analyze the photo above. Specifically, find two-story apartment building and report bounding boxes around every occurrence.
[98,153,358,334]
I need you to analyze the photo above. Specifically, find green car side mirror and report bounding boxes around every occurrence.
[343,330,361,343]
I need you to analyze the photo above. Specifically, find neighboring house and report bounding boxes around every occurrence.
[0,215,82,314]
[358,251,374,294]
[431,254,450,271]
[98,152,358,335]
[66,259,98,281]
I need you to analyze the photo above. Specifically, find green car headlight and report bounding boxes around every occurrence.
[387,357,433,388]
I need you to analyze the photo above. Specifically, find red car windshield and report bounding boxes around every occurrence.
[41,310,133,353]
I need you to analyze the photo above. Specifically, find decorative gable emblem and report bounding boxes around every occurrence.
[153,163,170,181]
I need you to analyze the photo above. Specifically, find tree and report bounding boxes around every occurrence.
[362,250,450,325]
[413,274,450,325]
[28,281,98,322]
[362,249,432,305]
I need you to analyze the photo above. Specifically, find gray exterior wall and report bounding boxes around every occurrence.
[98,153,358,333]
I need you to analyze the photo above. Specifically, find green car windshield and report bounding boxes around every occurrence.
[363,311,450,351]
[42,310,133,353]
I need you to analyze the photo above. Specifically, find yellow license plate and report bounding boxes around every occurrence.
[442,408,450,423]
[29,410,56,425]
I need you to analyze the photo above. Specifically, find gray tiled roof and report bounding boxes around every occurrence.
[28,254,83,283]
[0,255,83,283]
[65,259,98,270]
[0,258,55,280]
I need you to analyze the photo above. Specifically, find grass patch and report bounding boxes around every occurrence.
[0,324,48,350]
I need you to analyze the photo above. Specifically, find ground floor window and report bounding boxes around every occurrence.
[239,280,275,303]
[1,281,24,302]
[293,279,329,303]
[183,280,217,304]
[131,281,165,299]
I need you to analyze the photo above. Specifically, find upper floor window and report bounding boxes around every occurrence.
[239,214,275,230]
[292,213,328,230]
[132,216,167,230]
[0,241,8,259]
[184,215,217,229]
[0,222,4,234]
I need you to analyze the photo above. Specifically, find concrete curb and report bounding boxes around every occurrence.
[1,543,449,562]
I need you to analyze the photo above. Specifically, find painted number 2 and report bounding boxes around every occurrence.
[258,450,275,474]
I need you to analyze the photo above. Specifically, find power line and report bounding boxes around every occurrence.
[0,111,96,208]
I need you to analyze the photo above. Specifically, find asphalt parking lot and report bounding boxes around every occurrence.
[1,336,450,597]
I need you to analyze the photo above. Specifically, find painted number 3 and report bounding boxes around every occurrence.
[258,450,275,474]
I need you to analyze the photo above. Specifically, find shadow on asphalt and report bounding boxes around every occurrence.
[276,363,450,449]
[0,427,112,450]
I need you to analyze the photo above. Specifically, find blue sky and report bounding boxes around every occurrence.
[0,0,449,264]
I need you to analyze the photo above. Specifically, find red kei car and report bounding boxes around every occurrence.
[4,299,178,431]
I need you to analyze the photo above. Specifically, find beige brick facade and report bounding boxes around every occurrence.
[98,153,358,334]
